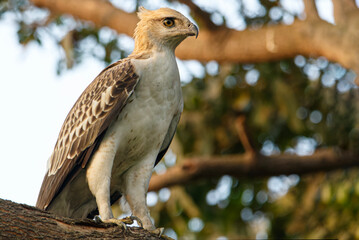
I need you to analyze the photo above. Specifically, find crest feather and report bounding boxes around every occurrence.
[137,6,149,19]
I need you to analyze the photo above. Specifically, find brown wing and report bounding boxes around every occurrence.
[36,58,139,210]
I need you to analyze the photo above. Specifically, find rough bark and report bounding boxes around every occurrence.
[30,0,359,82]
[0,198,164,239]
[1,149,355,238]
[148,149,359,192]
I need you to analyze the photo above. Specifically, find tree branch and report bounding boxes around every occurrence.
[31,0,138,36]
[234,116,255,155]
[30,0,359,82]
[332,0,358,25]
[302,0,320,20]
[148,149,359,192]
[0,198,165,239]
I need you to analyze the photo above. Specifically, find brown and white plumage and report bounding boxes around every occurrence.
[36,7,198,231]
[36,59,139,210]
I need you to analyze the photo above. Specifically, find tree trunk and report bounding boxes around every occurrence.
[0,198,163,239]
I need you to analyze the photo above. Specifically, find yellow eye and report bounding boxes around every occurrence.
[163,18,175,27]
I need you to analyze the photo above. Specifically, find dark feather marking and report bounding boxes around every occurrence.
[154,115,180,167]
[155,144,171,167]
[36,59,140,210]
[54,129,108,205]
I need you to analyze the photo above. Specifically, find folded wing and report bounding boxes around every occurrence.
[36,59,140,210]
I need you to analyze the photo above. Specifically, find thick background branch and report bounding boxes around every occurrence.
[30,0,359,81]
[303,0,320,20]
[148,149,359,192]
[32,0,138,36]
[333,0,358,24]
[0,198,164,239]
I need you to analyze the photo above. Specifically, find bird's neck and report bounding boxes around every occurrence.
[131,34,177,57]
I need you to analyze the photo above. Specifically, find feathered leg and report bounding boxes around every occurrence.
[86,138,116,220]
[121,152,163,235]
[86,136,144,229]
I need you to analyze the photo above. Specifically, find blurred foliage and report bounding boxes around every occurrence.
[3,0,359,239]
[272,170,359,240]
[172,57,359,239]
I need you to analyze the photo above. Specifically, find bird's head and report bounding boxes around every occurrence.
[133,7,198,54]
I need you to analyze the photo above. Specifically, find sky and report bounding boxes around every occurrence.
[0,0,340,207]
[0,18,106,205]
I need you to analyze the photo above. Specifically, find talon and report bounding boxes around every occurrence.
[151,228,174,240]
[119,216,135,225]
[94,215,135,230]
[94,215,102,224]
[129,215,143,228]
[150,227,164,237]
[107,218,128,230]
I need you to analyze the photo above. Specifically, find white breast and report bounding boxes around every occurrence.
[107,50,182,181]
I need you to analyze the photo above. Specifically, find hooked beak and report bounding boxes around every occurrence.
[187,23,199,39]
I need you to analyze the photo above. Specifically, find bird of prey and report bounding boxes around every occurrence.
[36,7,198,234]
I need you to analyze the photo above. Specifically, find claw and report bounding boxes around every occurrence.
[150,227,164,237]
[118,215,143,228]
[129,215,143,228]
[105,218,129,230]
[94,215,102,224]
[94,215,140,230]
[150,228,175,239]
